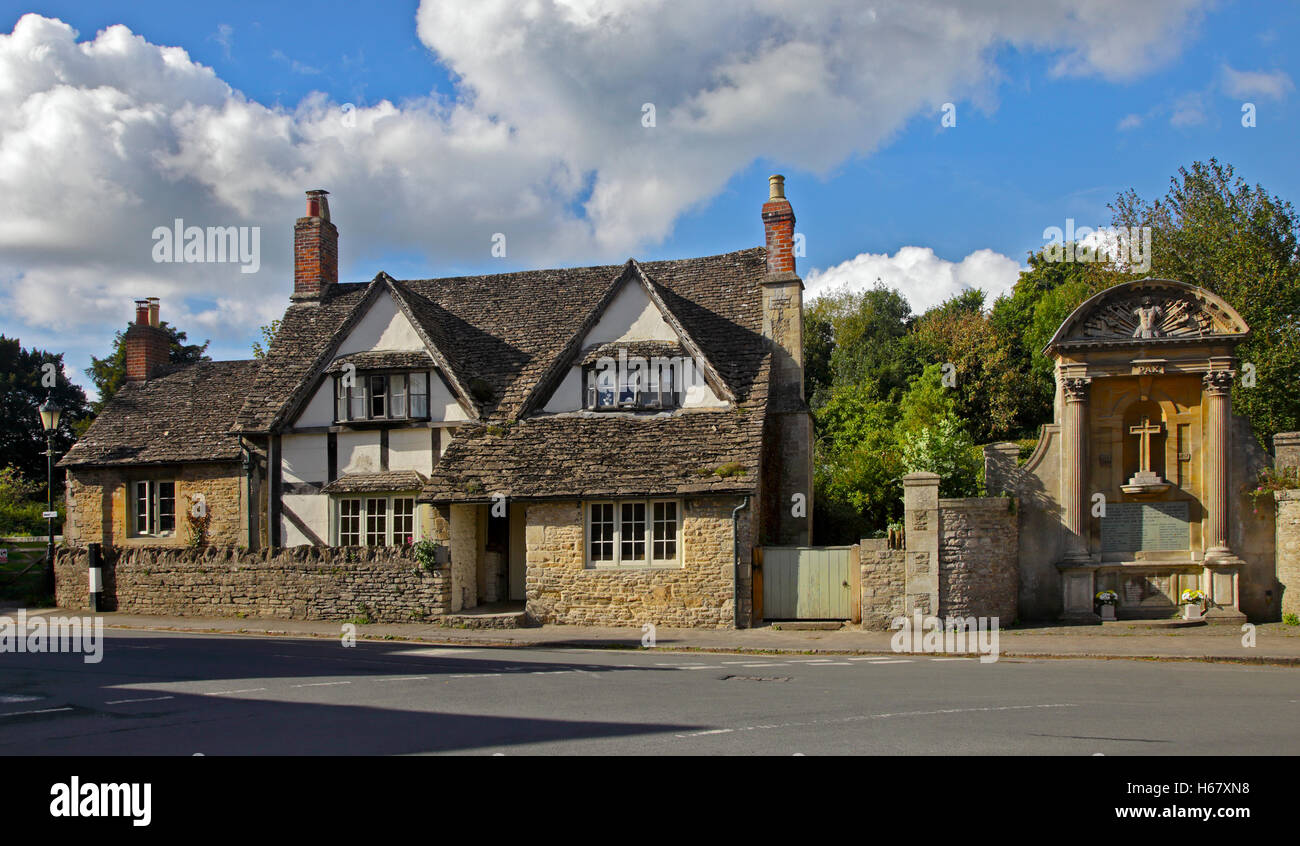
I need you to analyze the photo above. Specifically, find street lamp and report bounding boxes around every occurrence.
[39,394,61,598]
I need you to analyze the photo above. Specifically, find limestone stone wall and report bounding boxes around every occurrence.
[64,464,246,549]
[525,497,751,628]
[859,538,905,631]
[1277,490,1300,618]
[55,544,451,622]
[938,497,1020,624]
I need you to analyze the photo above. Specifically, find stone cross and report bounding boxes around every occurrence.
[1129,416,1163,473]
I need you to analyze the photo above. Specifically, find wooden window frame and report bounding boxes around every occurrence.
[582,362,680,412]
[333,493,418,547]
[584,498,682,568]
[333,371,432,424]
[132,480,176,538]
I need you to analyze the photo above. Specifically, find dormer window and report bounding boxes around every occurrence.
[583,359,680,411]
[334,371,430,423]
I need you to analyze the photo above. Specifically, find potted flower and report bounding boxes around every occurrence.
[1095,590,1119,621]
[1179,588,1206,620]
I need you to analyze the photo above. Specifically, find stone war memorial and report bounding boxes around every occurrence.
[979,276,1300,624]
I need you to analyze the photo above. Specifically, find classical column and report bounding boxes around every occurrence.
[1062,377,1092,563]
[1202,370,1235,561]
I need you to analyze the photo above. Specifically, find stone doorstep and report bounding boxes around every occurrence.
[426,609,534,630]
[767,621,845,631]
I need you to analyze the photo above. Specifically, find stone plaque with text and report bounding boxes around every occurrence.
[1101,502,1191,552]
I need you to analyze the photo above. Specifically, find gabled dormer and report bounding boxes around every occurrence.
[284,278,475,430]
[525,260,735,416]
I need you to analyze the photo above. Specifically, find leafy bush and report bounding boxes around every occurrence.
[898,415,981,498]
[0,467,60,536]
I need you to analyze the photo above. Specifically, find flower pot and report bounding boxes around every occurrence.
[1100,604,1116,621]
[1182,604,1202,620]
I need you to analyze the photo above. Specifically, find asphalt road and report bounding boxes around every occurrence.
[2,630,1298,755]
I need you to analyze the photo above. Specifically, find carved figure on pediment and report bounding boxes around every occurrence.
[1132,297,1164,339]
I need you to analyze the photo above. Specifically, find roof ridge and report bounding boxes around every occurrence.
[393,245,765,285]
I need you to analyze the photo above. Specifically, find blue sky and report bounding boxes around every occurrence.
[0,1,1296,396]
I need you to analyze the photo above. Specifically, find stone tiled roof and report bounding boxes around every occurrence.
[233,282,374,433]
[321,471,428,494]
[228,246,776,499]
[421,355,771,503]
[325,351,434,373]
[60,360,260,467]
[234,247,769,434]
[579,340,685,365]
[397,249,768,421]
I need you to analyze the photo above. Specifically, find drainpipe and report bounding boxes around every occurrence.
[731,496,750,629]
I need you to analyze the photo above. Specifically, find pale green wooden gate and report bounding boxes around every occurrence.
[761,546,854,620]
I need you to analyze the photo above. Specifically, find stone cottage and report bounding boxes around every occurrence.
[57,178,814,628]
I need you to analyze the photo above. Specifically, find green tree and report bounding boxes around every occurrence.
[805,281,916,406]
[812,381,902,540]
[894,364,981,497]
[1110,159,1300,441]
[803,310,834,403]
[86,322,209,412]
[905,293,1025,443]
[0,336,91,489]
[988,248,1113,436]
[251,319,282,360]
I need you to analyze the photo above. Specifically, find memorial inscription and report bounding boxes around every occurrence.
[1101,502,1190,552]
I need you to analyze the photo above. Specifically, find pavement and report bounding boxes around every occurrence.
[8,604,1300,665]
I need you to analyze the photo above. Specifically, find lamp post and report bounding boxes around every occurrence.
[38,394,61,598]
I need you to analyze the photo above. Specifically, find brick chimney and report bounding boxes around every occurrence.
[124,298,170,382]
[758,174,812,545]
[762,174,796,276]
[292,189,338,302]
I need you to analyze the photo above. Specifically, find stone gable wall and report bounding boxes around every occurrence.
[525,497,751,628]
[55,545,451,622]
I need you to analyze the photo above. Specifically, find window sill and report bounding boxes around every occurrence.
[584,563,683,571]
[331,418,432,430]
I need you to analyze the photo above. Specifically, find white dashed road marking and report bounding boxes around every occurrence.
[104,696,175,705]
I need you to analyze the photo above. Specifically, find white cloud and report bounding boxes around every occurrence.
[1221,64,1294,100]
[804,247,1023,314]
[1169,91,1207,127]
[0,3,1208,387]
[1117,113,1143,130]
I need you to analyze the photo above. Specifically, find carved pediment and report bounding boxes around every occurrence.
[1046,279,1249,352]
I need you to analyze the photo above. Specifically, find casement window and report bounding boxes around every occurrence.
[585,499,681,566]
[334,495,418,546]
[583,360,680,411]
[334,371,431,423]
[133,480,176,537]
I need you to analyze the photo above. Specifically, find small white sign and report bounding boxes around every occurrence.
[42,511,58,519]
[89,568,103,593]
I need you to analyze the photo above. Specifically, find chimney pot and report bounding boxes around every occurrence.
[769,174,785,200]
[125,297,169,382]
[305,189,331,222]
